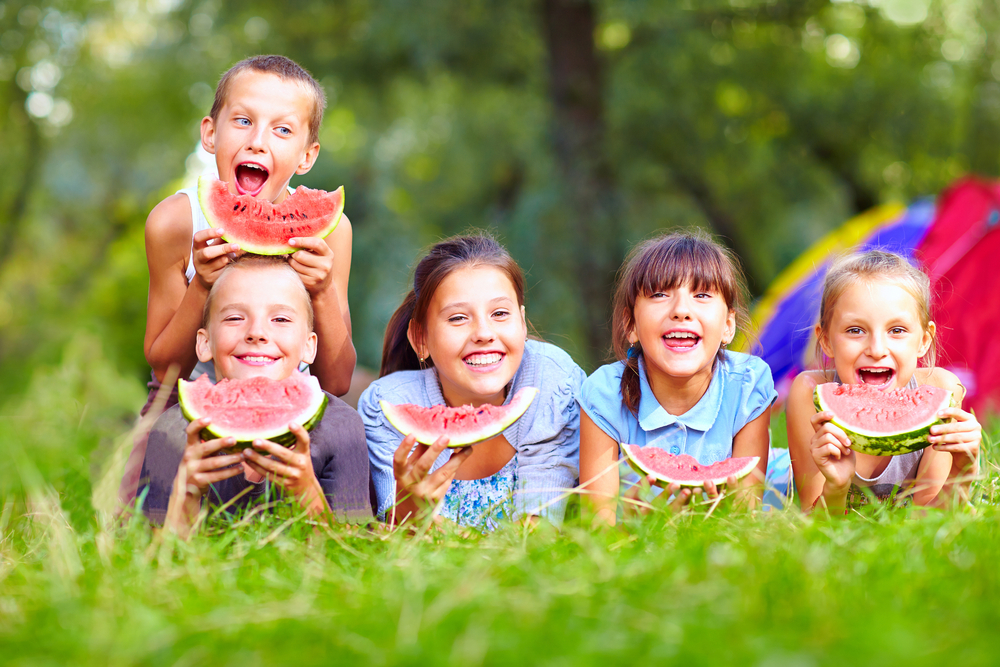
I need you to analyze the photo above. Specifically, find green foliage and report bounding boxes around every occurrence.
[4,0,1000,390]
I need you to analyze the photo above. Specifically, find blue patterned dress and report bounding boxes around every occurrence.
[440,456,518,532]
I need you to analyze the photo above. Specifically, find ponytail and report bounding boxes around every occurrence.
[380,290,423,377]
[620,348,642,416]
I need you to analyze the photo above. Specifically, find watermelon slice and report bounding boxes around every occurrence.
[197,176,344,255]
[178,371,328,447]
[813,383,953,456]
[620,444,759,487]
[380,387,538,448]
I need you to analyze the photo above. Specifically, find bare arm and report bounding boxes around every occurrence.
[786,372,855,512]
[915,368,981,507]
[731,405,771,508]
[579,411,621,526]
[288,215,356,395]
[143,195,206,383]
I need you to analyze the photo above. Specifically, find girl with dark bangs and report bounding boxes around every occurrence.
[578,231,776,525]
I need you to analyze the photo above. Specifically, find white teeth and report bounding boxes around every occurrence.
[664,332,698,339]
[242,355,274,363]
[465,352,502,366]
[241,164,266,172]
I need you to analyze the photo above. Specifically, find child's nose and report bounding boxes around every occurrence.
[866,333,887,358]
[245,126,268,153]
[245,323,268,342]
[472,318,496,342]
[669,295,692,319]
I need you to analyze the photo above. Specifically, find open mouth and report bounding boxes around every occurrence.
[662,331,700,351]
[857,367,894,387]
[463,351,504,370]
[234,162,269,196]
[236,354,278,366]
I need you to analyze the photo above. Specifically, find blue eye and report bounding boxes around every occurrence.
[277,126,291,136]
[236,118,250,126]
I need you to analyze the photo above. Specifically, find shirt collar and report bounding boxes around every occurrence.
[636,356,725,433]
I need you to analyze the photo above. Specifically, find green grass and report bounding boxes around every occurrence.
[3,352,1000,665]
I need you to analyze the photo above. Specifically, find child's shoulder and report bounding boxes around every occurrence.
[358,369,428,411]
[524,339,585,378]
[579,360,627,410]
[145,192,194,248]
[786,369,834,407]
[915,367,966,400]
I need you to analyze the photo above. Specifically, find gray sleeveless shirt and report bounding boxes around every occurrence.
[833,373,924,507]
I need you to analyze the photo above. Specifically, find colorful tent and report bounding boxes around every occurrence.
[744,177,1000,413]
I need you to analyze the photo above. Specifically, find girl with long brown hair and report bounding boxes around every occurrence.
[358,234,585,530]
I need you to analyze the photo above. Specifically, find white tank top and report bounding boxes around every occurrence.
[175,185,307,382]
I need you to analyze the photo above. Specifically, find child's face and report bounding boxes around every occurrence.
[629,282,735,386]
[408,266,527,408]
[200,71,319,205]
[196,267,316,382]
[818,280,933,389]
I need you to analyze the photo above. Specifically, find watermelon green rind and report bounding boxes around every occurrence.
[813,383,954,456]
[197,176,344,256]
[380,387,539,448]
[620,444,759,487]
[177,373,328,448]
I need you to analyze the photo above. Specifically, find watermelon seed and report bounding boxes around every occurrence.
[233,204,239,211]
[240,205,247,213]
[302,213,308,219]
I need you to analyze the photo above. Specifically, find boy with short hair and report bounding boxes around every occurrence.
[121,55,355,507]
[139,255,372,537]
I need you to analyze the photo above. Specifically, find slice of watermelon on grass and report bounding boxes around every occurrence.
[620,444,759,487]
[813,382,953,456]
[198,176,344,255]
[381,387,538,448]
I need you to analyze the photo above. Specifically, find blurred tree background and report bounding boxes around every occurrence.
[1,0,996,413]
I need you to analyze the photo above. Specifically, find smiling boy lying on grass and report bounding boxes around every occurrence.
[137,255,373,538]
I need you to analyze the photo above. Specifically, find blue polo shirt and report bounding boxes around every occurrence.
[579,351,777,489]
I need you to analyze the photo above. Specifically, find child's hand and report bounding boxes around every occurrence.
[192,228,241,291]
[288,237,335,296]
[930,407,981,473]
[392,434,473,521]
[242,424,327,509]
[809,410,856,491]
[177,417,245,498]
[622,476,693,517]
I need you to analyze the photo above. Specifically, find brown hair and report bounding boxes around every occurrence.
[815,249,935,369]
[202,254,314,330]
[611,230,751,416]
[210,55,326,146]
[380,234,526,377]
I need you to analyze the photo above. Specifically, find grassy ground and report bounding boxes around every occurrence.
[3,353,1000,665]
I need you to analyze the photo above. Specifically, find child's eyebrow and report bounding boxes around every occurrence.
[440,296,515,310]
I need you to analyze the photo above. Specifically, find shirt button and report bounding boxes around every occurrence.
[670,445,680,454]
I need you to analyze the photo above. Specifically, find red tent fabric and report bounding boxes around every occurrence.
[915,177,1000,413]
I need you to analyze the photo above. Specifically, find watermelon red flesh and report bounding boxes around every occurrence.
[814,383,953,456]
[197,176,344,256]
[178,371,328,446]
[621,445,759,487]
[380,387,538,447]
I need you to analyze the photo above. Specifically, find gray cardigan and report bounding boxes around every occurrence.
[358,340,585,525]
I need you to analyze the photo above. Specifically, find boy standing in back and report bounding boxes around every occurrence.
[121,55,355,508]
